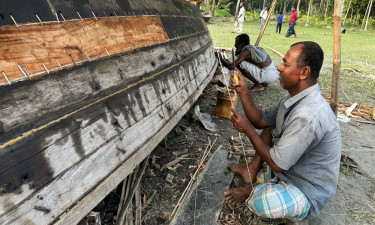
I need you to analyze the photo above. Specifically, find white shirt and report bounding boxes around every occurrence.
[238,6,245,22]
[260,9,267,20]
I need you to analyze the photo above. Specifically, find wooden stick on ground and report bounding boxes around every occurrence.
[170,138,218,218]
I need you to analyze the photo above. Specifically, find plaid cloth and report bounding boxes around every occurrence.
[246,177,311,222]
[285,22,296,37]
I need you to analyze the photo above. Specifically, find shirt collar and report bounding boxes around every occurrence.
[284,84,320,109]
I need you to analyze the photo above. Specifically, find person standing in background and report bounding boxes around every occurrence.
[276,12,284,33]
[285,7,298,38]
[233,2,246,33]
[259,6,268,30]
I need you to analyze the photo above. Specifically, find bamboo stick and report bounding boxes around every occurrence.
[364,0,373,30]
[254,0,277,46]
[330,0,343,115]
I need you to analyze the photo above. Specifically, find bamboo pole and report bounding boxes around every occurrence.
[362,0,370,29]
[254,0,277,46]
[364,0,373,30]
[343,0,352,25]
[331,0,343,115]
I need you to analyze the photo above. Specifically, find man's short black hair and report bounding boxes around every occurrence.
[236,34,250,45]
[291,41,324,79]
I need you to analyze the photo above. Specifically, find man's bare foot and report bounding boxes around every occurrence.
[224,187,252,207]
[249,84,264,92]
[228,163,257,184]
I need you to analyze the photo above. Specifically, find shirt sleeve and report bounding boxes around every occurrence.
[262,102,279,129]
[270,117,318,170]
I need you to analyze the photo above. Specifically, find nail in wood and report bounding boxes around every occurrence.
[56,58,63,70]
[35,14,43,25]
[41,62,49,74]
[10,15,18,27]
[23,67,31,79]
[84,51,91,61]
[92,11,97,20]
[77,11,83,21]
[2,72,11,85]
[18,65,28,78]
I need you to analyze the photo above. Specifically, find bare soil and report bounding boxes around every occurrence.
[89,76,375,225]
[140,77,375,225]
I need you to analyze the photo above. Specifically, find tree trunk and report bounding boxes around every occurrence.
[306,0,312,24]
[283,0,289,15]
[364,0,373,30]
[297,0,302,16]
[331,0,344,115]
[343,0,352,25]
[235,0,241,17]
[350,7,353,24]
[361,0,370,29]
[325,0,331,19]
[263,0,267,8]
[211,0,216,16]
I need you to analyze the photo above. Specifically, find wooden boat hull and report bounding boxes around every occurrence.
[0,0,217,224]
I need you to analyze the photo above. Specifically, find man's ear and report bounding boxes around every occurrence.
[300,66,311,80]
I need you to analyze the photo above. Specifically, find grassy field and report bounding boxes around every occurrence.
[207,20,375,106]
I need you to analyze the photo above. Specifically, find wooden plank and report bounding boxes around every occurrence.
[0,32,212,144]
[0,52,216,224]
[0,16,168,84]
[170,146,240,225]
[0,44,209,215]
[0,43,216,221]
[55,55,217,225]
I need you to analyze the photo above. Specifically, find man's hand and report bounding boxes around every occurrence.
[230,69,248,95]
[230,109,253,133]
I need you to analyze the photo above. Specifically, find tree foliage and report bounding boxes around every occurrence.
[202,0,374,27]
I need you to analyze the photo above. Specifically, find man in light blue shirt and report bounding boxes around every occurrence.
[224,42,341,221]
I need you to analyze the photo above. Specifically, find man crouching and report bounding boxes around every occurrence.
[224,41,341,222]
[218,34,279,91]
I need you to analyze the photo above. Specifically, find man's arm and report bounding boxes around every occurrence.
[231,109,282,172]
[231,69,269,129]
[219,49,251,70]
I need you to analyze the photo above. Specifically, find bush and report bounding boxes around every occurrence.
[215,8,232,17]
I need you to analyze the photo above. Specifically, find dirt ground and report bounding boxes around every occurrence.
[88,72,375,224]
[138,76,375,225]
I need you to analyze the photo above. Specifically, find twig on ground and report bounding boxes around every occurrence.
[170,137,218,219]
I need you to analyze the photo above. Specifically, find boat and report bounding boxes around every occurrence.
[0,0,217,224]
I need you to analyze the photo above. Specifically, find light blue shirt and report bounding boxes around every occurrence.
[262,84,341,218]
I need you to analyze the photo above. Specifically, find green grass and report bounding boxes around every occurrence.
[207,20,375,105]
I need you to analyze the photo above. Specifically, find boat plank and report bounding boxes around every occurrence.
[0,55,216,224]
[0,16,168,84]
[0,32,212,145]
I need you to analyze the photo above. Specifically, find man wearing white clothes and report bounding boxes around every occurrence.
[233,2,245,33]
[260,6,268,30]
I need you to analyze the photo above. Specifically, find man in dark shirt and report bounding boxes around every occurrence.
[276,12,283,33]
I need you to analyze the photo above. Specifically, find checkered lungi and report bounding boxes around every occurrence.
[285,22,296,37]
[246,177,311,222]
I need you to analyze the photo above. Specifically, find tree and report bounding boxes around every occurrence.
[364,0,373,30]
[211,0,216,16]
[235,0,241,17]
[306,0,312,25]
[297,0,302,15]
[343,0,352,24]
